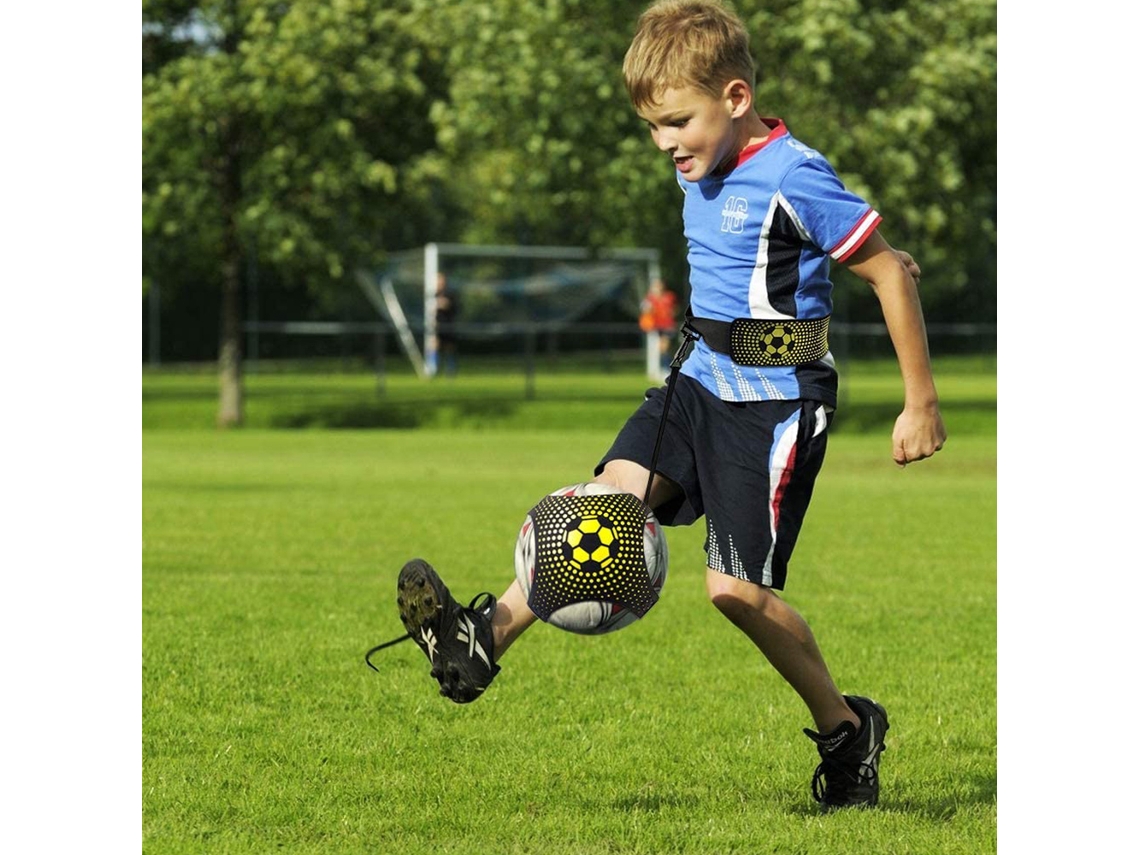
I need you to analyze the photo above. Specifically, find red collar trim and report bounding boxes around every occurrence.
[734,118,788,167]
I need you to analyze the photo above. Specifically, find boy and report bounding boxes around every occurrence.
[391,0,946,812]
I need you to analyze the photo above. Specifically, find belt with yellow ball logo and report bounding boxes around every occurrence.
[685,313,830,367]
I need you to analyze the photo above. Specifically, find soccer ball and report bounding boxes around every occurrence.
[514,482,668,635]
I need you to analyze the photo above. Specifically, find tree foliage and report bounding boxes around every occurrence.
[143,0,451,423]
[143,0,450,290]
[418,0,996,316]
[143,0,997,412]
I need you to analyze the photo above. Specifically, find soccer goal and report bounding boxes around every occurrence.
[357,243,662,379]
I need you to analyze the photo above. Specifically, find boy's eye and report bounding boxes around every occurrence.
[643,117,687,131]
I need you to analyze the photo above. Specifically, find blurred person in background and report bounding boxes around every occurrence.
[639,277,678,378]
[433,272,459,377]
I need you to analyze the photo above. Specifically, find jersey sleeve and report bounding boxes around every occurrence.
[779,158,881,263]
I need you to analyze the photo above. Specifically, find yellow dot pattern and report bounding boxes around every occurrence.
[728,316,830,366]
[527,492,658,622]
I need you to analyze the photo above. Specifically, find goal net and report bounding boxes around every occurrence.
[357,243,662,378]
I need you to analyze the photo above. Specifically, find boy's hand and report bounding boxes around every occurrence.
[893,249,921,286]
[892,404,946,467]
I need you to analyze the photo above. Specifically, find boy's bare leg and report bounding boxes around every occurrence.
[706,569,859,733]
[490,580,538,659]
[595,458,855,730]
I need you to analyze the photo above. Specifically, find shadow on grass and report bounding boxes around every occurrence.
[596,767,996,819]
[608,788,705,813]
[782,769,997,819]
[269,394,996,434]
[907,771,997,820]
[142,387,218,402]
[271,397,522,429]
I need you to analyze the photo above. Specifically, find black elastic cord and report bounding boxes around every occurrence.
[364,633,412,672]
[644,321,701,505]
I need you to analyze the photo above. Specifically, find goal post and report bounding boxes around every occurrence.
[360,243,663,379]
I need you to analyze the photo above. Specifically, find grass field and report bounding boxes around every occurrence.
[142,356,996,854]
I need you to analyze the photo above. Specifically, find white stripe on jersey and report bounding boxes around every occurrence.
[830,209,882,261]
[748,191,814,320]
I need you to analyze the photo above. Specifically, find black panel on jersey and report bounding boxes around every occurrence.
[764,206,806,318]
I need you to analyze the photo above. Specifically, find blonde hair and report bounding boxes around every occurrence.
[623,0,755,110]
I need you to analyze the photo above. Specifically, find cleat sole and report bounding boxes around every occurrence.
[397,559,443,637]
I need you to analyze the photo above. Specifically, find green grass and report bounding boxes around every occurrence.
[143,358,996,854]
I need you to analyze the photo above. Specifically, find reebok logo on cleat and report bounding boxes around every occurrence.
[823,733,850,751]
[808,720,856,753]
[861,719,879,768]
[420,627,438,663]
[456,615,491,668]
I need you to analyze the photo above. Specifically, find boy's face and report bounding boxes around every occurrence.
[637,85,741,182]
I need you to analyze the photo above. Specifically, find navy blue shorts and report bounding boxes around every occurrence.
[595,374,829,590]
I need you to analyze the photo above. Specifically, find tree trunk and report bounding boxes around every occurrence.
[216,109,244,429]
[217,244,243,428]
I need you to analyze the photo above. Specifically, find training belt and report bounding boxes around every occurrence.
[684,308,830,368]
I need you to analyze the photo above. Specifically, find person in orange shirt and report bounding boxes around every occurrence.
[639,277,678,376]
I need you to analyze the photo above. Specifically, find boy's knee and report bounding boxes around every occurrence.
[595,459,646,498]
[706,568,771,616]
[596,459,680,506]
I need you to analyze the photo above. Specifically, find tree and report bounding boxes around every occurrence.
[415,0,996,317]
[143,0,447,425]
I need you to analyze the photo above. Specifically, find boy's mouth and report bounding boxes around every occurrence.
[674,155,694,174]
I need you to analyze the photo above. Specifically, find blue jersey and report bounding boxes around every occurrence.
[678,119,881,406]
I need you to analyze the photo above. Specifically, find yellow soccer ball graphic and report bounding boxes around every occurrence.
[761,325,795,358]
[563,514,617,570]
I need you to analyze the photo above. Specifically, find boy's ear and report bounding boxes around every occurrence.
[723,79,753,118]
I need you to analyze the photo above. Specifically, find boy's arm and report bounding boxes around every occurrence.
[843,231,947,466]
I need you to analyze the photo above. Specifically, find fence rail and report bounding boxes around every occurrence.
[229,319,995,396]
[240,319,997,338]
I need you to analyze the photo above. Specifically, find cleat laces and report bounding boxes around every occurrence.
[810,754,879,805]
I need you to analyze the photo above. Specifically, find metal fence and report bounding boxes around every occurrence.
[228,318,995,395]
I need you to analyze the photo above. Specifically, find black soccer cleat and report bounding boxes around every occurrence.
[396,558,500,704]
[804,695,890,812]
